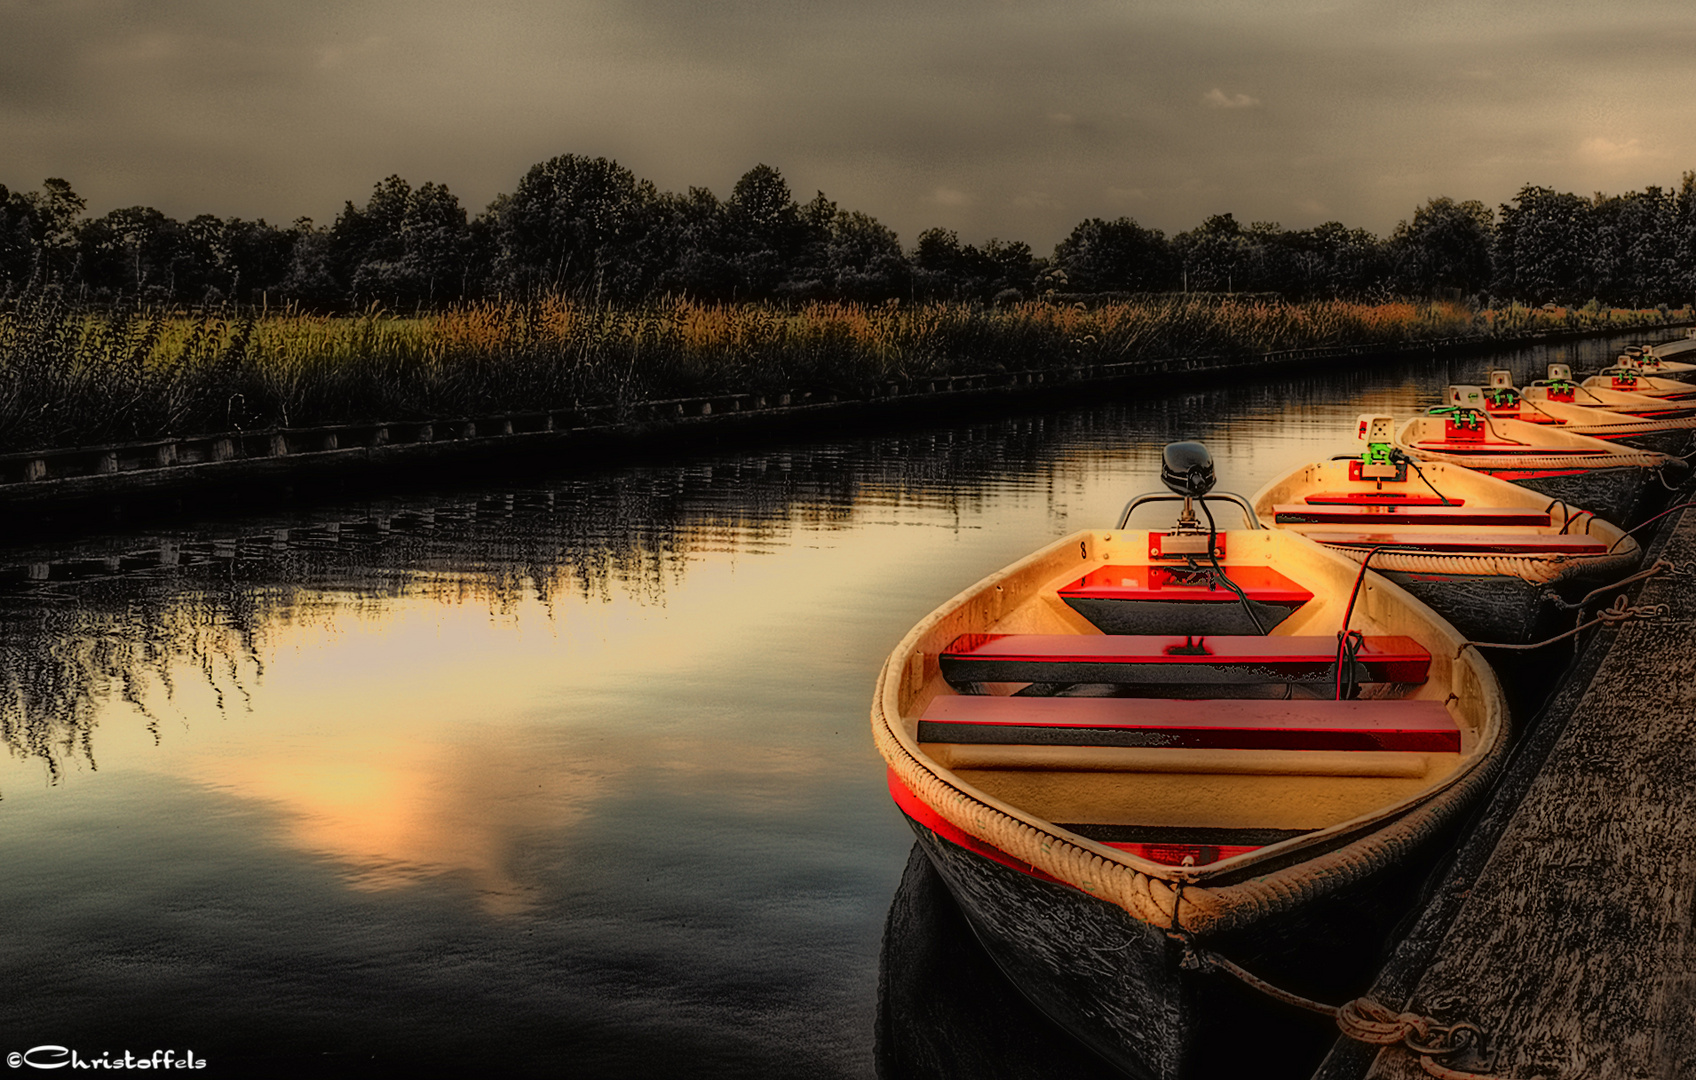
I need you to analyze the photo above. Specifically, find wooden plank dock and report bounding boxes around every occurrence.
[1313,493,1696,1079]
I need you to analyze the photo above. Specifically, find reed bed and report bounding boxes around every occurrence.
[0,289,1684,454]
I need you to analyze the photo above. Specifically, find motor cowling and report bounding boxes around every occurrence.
[1161,441,1216,498]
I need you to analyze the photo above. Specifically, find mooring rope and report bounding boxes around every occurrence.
[1164,917,1498,1079]
[1459,593,1669,654]
[1607,501,1696,553]
[1549,558,1680,611]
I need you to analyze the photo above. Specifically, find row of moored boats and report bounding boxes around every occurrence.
[871,338,1696,1077]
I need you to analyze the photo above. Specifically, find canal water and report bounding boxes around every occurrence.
[0,335,1666,1078]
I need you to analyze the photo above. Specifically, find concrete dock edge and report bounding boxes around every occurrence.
[1313,484,1696,1079]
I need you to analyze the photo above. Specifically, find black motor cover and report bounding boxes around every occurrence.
[1160,441,1216,497]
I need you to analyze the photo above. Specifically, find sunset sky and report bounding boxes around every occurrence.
[3,0,1692,250]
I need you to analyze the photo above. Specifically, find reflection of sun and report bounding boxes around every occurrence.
[204,731,621,916]
[160,594,647,917]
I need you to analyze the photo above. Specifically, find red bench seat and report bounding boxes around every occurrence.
[939,633,1431,685]
[1271,504,1551,527]
[1299,530,1609,554]
[917,695,1460,752]
[1058,565,1313,605]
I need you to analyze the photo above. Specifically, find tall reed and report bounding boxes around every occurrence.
[0,287,1683,454]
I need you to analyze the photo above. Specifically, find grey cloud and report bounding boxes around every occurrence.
[1,0,1693,250]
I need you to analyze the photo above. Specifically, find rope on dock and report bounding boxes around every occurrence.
[1165,920,1498,1079]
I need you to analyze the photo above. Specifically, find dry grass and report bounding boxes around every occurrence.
[0,289,1685,453]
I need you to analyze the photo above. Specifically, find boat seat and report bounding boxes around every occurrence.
[917,695,1460,752]
[1303,492,1465,506]
[1057,564,1313,635]
[1271,504,1550,527]
[938,633,1430,686]
[1298,530,1609,554]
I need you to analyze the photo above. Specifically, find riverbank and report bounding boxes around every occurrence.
[2,292,1687,454]
[4,314,1690,512]
[1313,468,1696,1080]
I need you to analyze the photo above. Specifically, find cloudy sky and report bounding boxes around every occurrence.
[3,0,1693,251]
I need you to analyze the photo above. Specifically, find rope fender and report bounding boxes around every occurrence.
[1318,546,1639,587]
[1406,447,1673,471]
[870,668,1510,936]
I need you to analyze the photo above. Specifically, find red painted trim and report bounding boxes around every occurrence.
[886,767,1068,885]
[1272,504,1550,527]
[1304,492,1466,506]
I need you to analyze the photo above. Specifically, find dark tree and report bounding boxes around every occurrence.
[1493,185,1594,304]
[1051,217,1176,293]
[1173,213,1249,293]
[1388,197,1494,297]
[491,155,658,300]
[76,205,188,301]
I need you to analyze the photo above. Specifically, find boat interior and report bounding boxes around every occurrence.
[889,444,1499,870]
[1249,427,1631,555]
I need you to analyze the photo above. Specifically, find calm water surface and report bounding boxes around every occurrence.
[0,337,1659,1077]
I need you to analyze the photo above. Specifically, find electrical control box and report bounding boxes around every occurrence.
[1446,385,1485,409]
[1356,415,1396,444]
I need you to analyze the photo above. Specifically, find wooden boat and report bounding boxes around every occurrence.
[1396,385,1684,525]
[872,442,1508,1079]
[1581,366,1696,402]
[1529,363,1696,421]
[1479,369,1696,454]
[1250,415,1642,643]
[1622,345,1696,376]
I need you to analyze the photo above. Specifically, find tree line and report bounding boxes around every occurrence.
[3,158,1695,311]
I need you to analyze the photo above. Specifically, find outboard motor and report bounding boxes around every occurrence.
[1541,363,1577,401]
[1161,441,1216,499]
[1159,441,1218,543]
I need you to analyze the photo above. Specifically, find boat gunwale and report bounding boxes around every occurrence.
[1248,457,1643,587]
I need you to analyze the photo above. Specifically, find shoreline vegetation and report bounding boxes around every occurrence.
[5,158,1696,460]
[0,289,1686,457]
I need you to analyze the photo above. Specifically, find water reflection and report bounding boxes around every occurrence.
[0,332,1659,1074]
